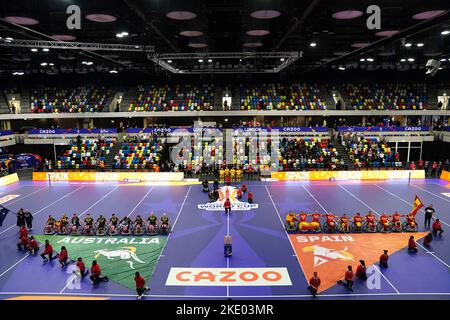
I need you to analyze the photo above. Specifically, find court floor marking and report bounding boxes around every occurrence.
[0,186,119,281]
[151,186,191,283]
[2,291,450,299]
[307,184,401,294]
[264,185,309,287]
[126,187,155,218]
[351,184,450,270]
[301,185,328,213]
[373,184,450,226]
[1,186,49,206]
[58,186,153,295]
[410,184,450,203]
[226,208,230,297]
[0,186,85,236]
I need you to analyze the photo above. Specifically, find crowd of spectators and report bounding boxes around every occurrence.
[278,138,344,171]
[113,135,165,170]
[344,83,428,110]
[128,84,214,112]
[339,133,401,168]
[56,136,115,169]
[31,86,110,113]
[240,83,326,110]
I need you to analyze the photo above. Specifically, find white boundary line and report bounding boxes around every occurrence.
[306,184,401,295]
[264,185,309,288]
[226,208,230,297]
[0,186,119,280]
[0,186,85,236]
[301,185,328,213]
[3,186,49,206]
[151,186,191,281]
[2,291,450,299]
[374,184,450,226]
[356,184,450,270]
[126,187,155,217]
[59,186,153,295]
[410,184,450,203]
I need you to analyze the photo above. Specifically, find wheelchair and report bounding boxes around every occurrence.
[107,223,120,236]
[364,222,377,233]
[68,223,82,236]
[376,222,392,233]
[391,221,403,232]
[146,223,160,236]
[338,222,352,233]
[133,223,145,236]
[95,224,107,236]
[285,221,297,233]
[322,221,339,233]
[82,223,96,236]
[119,223,133,235]
[351,221,365,233]
[159,223,171,235]
[56,223,70,235]
[44,224,56,235]
[402,221,419,232]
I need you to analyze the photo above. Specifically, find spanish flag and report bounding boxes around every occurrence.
[410,195,424,216]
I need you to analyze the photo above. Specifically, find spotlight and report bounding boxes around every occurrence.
[416,43,424,47]
[310,42,317,47]
[42,48,49,52]
[338,66,346,70]
[441,30,450,35]
[167,60,172,63]
[31,48,38,52]
[366,58,374,62]
[198,59,203,63]
[208,59,213,63]
[408,58,415,62]
[404,43,412,47]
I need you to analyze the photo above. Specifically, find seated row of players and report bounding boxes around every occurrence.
[44,212,171,236]
[285,211,418,233]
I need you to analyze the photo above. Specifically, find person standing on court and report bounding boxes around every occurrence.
[379,250,389,268]
[424,204,435,229]
[24,209,33,231]
[16,208,25,228]
[134,271,149,300]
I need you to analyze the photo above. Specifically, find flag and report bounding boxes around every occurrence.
[0,207,9,227]
[410,195,424,216]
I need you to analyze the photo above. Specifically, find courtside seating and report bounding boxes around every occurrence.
[128,84,214,112]
[113,140,163,170]
[57,139,115,169]
[344,138,402,168]
[31,86,110,113]
[278,138,342,170]
[240,83,326,110]
[344,83,427,110]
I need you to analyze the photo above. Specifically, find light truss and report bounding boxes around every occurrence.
[0,39,155,52]
[149,51,302,74]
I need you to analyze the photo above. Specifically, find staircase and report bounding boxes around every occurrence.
[333,138,354,170]
[21,88,30,113]
[0,92,9,114]
[103,135,125,171]
[319,84,336,110]
[120,86,137,111]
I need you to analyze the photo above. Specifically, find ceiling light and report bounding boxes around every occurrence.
[441,30,450,35]
[310,42,317,47]
[404,43,412,47]
[116,33,124,38]
[109,70,118,74]
[440,58,447,62]
[167,60,172,63]
[49,63,54,66]
[360,58,365,62]
[121,32,129,36]
[31,48,38,52]
[400,58,406,62]
[416,43,424,47]
[198,59,203,63]
[408,58,415,62]
[366,58,374,62]
[40,62,48,66]
[280,58,285,62]
[42,48,49,52]
[338,66,346,70]
[208,59,213,63]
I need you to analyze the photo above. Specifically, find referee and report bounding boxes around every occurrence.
[424,204,435,229]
